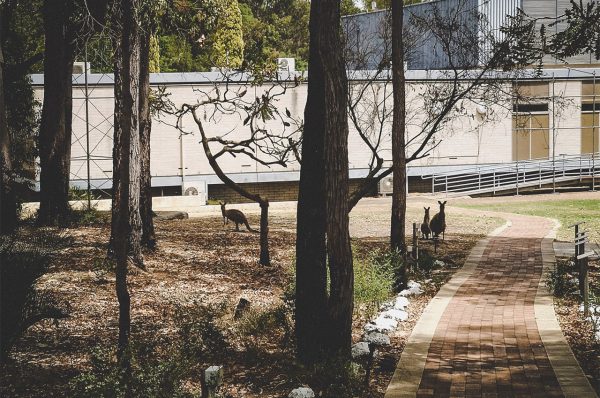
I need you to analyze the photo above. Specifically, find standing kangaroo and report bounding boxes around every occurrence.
[421,207,432,239]
[430,201,447,241]
[220,202,256,232]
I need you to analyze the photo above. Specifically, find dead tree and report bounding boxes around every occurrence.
[164,72,299,267]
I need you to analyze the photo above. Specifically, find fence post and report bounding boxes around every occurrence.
[412,223,418,261]
[493,171,496,195]
[516,162,519,195]
[445,176,448,195]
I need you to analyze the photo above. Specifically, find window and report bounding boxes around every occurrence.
[512,82,550,161]
[581,82,599,154]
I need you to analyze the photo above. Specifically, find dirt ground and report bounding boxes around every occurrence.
[0,197,505,397]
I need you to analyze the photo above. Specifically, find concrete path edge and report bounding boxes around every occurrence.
[535,220,597,398]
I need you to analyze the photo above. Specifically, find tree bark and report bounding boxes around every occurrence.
[295,0,328,364]
[0,9,17,235]
[321,0,353,359]
[295,0,353,363]
[259,199,269,266]
[110,1,143,267]
[38,0,75,226]
[113,0,142,362]
[139,31,155,249]
[390,0,407,253]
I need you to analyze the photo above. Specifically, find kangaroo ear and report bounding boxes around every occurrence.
[438,201,442,205]
[443,201,447,205]
[424,207,427,211]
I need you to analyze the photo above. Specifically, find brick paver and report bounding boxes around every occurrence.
[387,213,596,398]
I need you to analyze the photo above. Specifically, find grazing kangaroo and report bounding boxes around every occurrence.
[421,207,432,239]
[220,202,256,232]
[430,201,447,241]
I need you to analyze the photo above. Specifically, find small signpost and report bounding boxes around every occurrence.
[412,222,419,261]
[569,221,595,316]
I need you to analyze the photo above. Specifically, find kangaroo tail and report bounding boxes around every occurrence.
[244,219,258,233]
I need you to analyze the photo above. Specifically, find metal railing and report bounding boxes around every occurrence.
[423,152,600,196]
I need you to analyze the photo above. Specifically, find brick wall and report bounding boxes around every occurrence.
[208,179,377,204]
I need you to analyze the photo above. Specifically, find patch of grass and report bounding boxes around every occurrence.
[353,248,397,319]
[457,199,600,242]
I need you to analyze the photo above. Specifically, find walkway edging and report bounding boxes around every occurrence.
[535,219,597,397]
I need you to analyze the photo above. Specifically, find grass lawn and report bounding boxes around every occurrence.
[456,198,600,242]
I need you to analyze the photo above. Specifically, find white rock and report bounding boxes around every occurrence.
[380,300,394,311]
[289,387,315,398]
[351,342,372,359]
[381,309,409,322]
[363,331,391,346]
[364,314,398,332]
[433,260,445,267]
[394,296,410,310]
[399,282,423,297]
[569,277,579,286]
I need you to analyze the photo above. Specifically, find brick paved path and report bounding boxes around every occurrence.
[386,213,596,398]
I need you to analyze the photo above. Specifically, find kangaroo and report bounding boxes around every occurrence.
[421,207,432,239]
[220,202,256,232]
[429,201,447,241]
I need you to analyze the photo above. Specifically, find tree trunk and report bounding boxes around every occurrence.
[294,0,329,364]
[295,0,352,363]
[38,0,75,226]
[259,199,269,266]
[110,0,143,267]
[0,10,16,235]
[390,0,407,253]
[321,0,353,359]
[114,0,142,362]
[139,31,155,249]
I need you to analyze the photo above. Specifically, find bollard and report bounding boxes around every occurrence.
[201,366,223,398]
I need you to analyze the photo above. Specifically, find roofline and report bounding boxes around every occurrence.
[29,67,600,87]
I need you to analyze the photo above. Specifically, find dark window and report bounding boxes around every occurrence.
[582,103,600,112]
[513,103,549,113]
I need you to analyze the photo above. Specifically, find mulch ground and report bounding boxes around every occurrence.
[0,213,483,398]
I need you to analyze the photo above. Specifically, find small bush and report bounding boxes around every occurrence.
[69,344,194,398]
[369,248,408,292]
[91,257,115,283]
[416,250,436,273]
[354,249,396,319]
[546,260,575,297]
[307,356,364,398]
[174,301,230,359]
[0,229,71,362]
[69,207,110,226]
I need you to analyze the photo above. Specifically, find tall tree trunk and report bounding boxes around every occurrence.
[114,0,142,363]
[259,199,269,265]
[390,0,407,253]
[139,31,155,249]
[321,0,353,359]
[38,0,75,226]
[0,10,17,235]
[295,0,328,364]
[110,2,143,267]
[295,0,352,363]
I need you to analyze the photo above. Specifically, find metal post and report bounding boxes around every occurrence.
[593,72,597,191]
[516,161,519,195]
[431,176,435,194]
[445,175,448,195]
[493,171,496,195]
[412,223,418,261]
[552,75,557,194]
[84,47,92,210]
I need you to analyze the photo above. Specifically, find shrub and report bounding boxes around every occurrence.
[69,345,194,398]
[416,249,436,273]
[0,229,71,363]
[546,260,575,297]
[174,301,230,360]
[369,248,408,292]
[354,250,396,319]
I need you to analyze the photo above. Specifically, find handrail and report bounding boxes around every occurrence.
[425,152,599,196]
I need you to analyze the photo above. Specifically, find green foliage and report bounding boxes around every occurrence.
[308,357,364,398]
[69,301,233,397]
[0,229,71,363]
[209,0,244,68]
[69,345,194,398]
[174,301,230,358]
[353,248,397,318]
[149,35,161,72]
[546,260,576,297]
[416,249,436,274]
